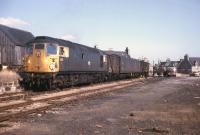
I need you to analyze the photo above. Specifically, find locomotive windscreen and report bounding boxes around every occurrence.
[47,44,57,55]
[26,46,33,54]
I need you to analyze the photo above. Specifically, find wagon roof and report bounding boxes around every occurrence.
[0,24,34,46]
[104,50,139,59]
[104,50,129,57]
[27,36,104,54]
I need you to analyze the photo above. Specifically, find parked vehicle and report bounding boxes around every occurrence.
[190,72,200,77]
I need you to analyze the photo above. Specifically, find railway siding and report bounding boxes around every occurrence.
[0,78,147,122]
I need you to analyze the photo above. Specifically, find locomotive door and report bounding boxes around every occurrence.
[59,46,69,71]
[34,44,45,71]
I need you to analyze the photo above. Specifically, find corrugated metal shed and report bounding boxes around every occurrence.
[0,24,34,66]
[0,24,34,46]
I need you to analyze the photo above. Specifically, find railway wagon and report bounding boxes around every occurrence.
[20,36,108,89]
[106,53,120,79]
[140,60,150,77]
[105,51,147,78]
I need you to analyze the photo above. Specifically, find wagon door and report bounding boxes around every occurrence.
[109,54,120,74]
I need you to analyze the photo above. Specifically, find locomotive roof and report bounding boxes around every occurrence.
[27,36,104,54]
[0,24,34,46]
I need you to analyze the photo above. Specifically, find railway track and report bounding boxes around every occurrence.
[0,92,26,102]
[0,78,149,122]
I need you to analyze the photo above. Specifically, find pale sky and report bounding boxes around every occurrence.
[0,0,200,63]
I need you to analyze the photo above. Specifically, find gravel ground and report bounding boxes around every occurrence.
[0,77,200,135]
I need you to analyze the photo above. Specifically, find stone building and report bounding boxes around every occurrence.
[177,54,200,73]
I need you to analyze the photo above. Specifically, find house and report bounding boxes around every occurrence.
[0,24,34,68]
[158,59,179,70]
[177,54,200,73]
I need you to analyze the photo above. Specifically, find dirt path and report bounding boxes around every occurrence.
[1,77,200,135]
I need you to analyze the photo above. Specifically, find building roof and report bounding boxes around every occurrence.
[189,57,200,66]
[159,61,179,67]
[159,62,167,66]
[177,60,191,69]
[0,24,34,46]
[167,61,179,67]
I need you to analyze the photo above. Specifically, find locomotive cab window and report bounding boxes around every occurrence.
[26,46,33,54]
[59,47,64,55]
[59,46,69,57]
[46,44,57,55]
